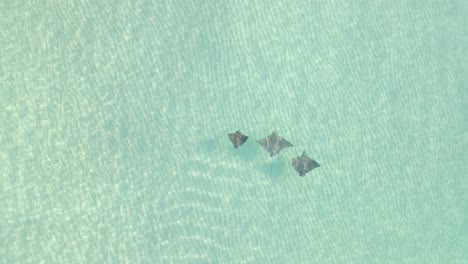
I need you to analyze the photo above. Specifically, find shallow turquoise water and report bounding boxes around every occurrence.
[1,1,467,263]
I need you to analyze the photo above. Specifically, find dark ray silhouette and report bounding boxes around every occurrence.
[256,130,293,157]
[289,151,320,176]
[228,130,249,148]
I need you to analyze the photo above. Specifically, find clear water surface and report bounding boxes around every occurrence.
[1,1,467,263]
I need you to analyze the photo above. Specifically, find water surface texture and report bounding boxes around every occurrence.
[1,1,467,263]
